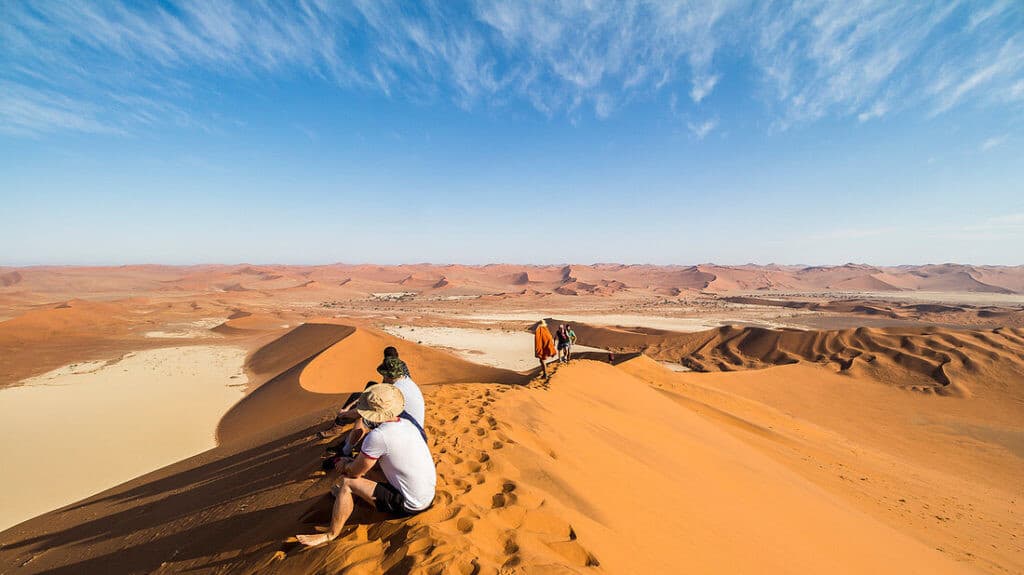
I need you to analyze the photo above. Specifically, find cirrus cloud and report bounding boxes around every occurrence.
[1,1,1021,135]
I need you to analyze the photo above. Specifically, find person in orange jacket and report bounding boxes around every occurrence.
[534,319,557,379]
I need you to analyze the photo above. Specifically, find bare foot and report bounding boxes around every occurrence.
[296,532,334,547]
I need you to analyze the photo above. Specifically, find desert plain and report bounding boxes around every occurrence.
[0,262,1022,574]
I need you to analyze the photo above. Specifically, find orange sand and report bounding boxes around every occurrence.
[1,264,1023,574]
[1,323,1020,574]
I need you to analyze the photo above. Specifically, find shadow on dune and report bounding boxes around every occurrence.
[1,421,328,574]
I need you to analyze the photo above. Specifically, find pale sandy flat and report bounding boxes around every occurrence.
[0,346,247,531]
[459,312,798,331]
[382,325,606,371]
[143,318,227,338]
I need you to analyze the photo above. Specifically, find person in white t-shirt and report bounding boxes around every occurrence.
[322,353,426,462]
[297,384,436,547]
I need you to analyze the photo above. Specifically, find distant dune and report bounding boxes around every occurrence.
[3,264,1022,300]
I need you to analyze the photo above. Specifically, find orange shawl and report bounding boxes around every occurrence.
[534,325,557,359]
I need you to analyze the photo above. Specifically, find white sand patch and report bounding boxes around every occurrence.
[25,360,112,381]
[383,326,605,371]
[0,346,247,531]
[144,317,226,338]
[730,290,1024,306]
[660,361,693,372]
[459,313,756,332]
[371,292,416,301]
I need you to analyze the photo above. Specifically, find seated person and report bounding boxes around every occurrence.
[297,384,436,547]
[323,354,426,462]
[382,346,411,377]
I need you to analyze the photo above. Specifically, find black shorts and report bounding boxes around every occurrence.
[373,482,423,517]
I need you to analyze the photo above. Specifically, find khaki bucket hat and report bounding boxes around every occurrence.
[356,383,406,423]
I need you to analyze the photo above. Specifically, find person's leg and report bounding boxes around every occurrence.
[296,477,379,546]
[539,357,548,379]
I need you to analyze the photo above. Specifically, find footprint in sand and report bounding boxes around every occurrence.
[437,504,464,522]
[502,533,522,568]
[492,491,518,508]
[456,517,474,533]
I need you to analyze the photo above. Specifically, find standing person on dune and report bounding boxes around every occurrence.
[535,319,557,379]
[556,324,571,363]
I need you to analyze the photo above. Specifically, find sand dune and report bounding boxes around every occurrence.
[2,334,1006,574]
[217,323,524,444]
[562,319,1024,397]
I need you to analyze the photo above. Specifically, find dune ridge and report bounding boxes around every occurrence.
[218,323,526,444]
[559,319,1024,397]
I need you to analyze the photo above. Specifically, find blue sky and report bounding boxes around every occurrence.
[1,1,1022,266]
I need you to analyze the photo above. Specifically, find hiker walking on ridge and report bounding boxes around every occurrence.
[556,324,572,363]
[565,324,577,362]
[534,319,557,379]
[297,384,437,548]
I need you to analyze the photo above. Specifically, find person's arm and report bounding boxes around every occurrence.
[334,406,359,424]
[340,453,376,478]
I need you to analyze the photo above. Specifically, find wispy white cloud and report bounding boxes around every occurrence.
[857,101,889,122]
[0,82,124,136]
[980,134,1007,151]
[688,118,718,139]
[690,74,719,103]
[930,38,1024,115]
[1,0,1021,136]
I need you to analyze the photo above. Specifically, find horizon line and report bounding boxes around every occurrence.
[3,261,1023,269]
